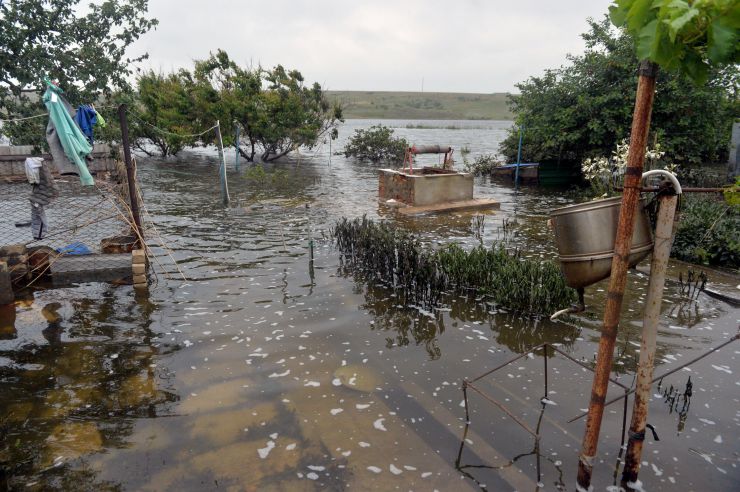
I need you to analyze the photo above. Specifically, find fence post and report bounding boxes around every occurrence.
[576,60,658,490]
[214,120,230,205]
[117,104,143,246]
[0,261,13,305]
[234,123,240,172]
[621,192,678,487]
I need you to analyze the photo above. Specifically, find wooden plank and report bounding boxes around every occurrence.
[397,198,500,216]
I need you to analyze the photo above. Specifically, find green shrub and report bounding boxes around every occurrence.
[343,125,408,162]
[463,154,502,176]
[671,195,739,270]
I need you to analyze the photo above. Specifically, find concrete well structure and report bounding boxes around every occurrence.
[378,167,474,206]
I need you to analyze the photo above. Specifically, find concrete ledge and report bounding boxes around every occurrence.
[0,144,117,179]
[397,198,500,215]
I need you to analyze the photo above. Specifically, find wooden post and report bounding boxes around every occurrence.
[117,104,143,246]
[621,193,678,488]
[576,60,658,490]
[0,261,14,305]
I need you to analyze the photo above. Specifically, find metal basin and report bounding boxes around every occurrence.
[550,197,653,289]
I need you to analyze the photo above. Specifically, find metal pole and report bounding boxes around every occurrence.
[235,123,240,171]
[117,104,143,246]
[514,124,524,186]
[621,193,678,488]
[576,60,658,490]
[214,120,230,205]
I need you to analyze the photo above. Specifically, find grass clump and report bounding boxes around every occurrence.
[332,216,576,316]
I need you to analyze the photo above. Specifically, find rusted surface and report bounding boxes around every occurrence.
[378,169,415,204]
[621,194,678,487]
[577,60,658,490]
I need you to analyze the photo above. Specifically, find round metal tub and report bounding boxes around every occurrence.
[550,197,653,289]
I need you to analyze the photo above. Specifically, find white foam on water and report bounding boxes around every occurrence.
[367,466,382,474]
[389,464,402,475]
[373,418,387,431]
[268,370,290,378]
[257,440,275,459]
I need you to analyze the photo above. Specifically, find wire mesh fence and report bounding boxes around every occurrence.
[0,159,138,288]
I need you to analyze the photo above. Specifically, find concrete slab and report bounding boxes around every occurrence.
[397,198,500,216]
[49,254,131,285]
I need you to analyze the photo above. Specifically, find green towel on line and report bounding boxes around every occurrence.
[43,80,94,186]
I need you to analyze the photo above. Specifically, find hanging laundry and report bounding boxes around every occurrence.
[74,104,97,144]
[43,79,94,186]
[93,107,106,127]
[24,157,44,184]
[28,159,58,240]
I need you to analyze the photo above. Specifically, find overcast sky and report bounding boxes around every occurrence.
[131,0,614,93]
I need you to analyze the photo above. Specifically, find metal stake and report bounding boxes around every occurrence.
[214,120,230,205]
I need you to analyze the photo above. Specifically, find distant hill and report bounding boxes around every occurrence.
[326,91,513,120]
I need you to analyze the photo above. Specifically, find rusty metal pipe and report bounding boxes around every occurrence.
[577,60,658,490]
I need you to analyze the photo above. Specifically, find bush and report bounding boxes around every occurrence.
[343,125,408,162]
[463,154,502,176]
[671,195,739,270]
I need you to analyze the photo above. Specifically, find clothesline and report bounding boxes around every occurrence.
[128,109,220,138]
[0,112,48,123]
[0,104,118,123]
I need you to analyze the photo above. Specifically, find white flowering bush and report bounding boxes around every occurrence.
[581,139,672,197]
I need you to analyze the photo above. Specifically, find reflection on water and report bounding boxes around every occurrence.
[1,120,737,490]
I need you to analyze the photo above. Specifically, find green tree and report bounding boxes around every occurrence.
[255,65,342,162]
[129,71,196,157]
[0,0,158,146]
[343,124,408,162]
[184,50,342,162]
[499,16,738,166]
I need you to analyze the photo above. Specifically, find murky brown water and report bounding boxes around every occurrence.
[1,120,738,491]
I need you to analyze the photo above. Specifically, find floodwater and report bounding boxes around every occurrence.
[1,120,738,491]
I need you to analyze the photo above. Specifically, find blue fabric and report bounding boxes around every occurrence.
[74,105,97,144]
[57,242,92,255]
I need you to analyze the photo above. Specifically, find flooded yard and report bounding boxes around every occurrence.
[1,120,738,491]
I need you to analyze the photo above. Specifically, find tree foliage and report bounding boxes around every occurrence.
[499,16,738,166]
[609,0,740,84]
[182,50,342,162]
[343,124,408,162]
[129,71,196,157]
[0,0,157,146]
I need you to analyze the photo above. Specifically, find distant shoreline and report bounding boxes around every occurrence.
[326,90,513,121]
